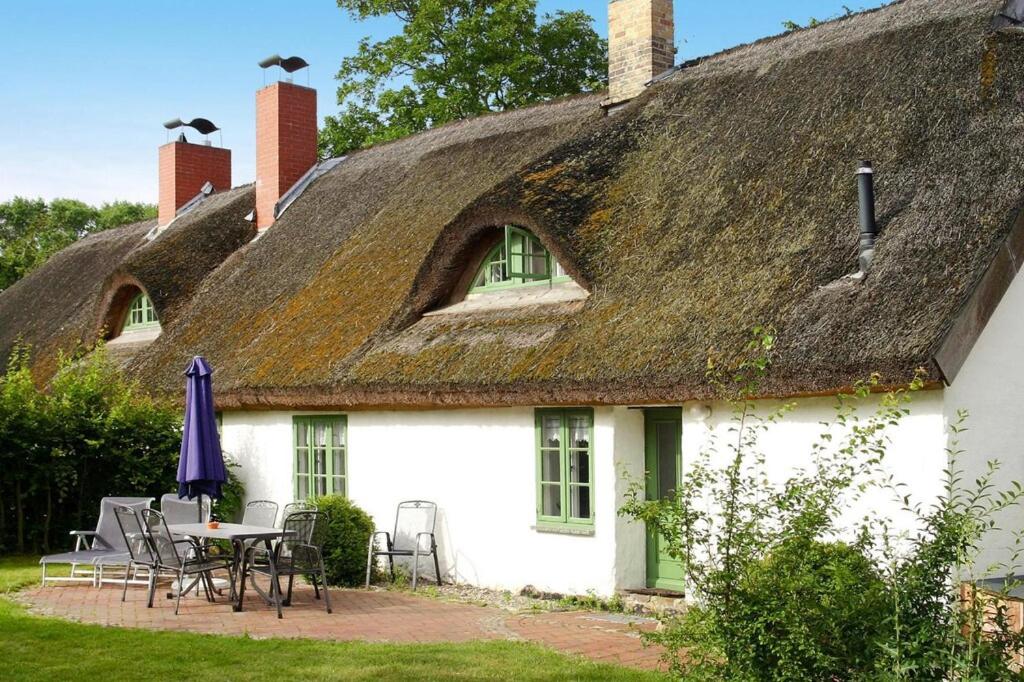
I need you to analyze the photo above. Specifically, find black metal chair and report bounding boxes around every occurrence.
[244,500,312,578]
[112,504,159,606]
[365,500,442,590]
[140,508,235,615]
[249,510,331,618]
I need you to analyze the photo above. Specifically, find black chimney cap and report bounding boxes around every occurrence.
[163,117,220,136]
[257,54,309,73]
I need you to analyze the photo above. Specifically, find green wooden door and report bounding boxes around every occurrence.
[644,409,686,592]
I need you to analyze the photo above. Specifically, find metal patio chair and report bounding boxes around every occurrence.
[160,493,210,528]
[281,500,317,521]
[242,500,280,528]
[141,508,235,615]
[250,510,331,618]
[246,500,317,564]
[237,499,281,563]
[365,500,442,590]
[111,504,160,606]
[39,496,153,586]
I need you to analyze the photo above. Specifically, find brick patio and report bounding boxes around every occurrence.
[19,582,666,671]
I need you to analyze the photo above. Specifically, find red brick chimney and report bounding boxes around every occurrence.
[255,81,317,230]
[158,139,231,226]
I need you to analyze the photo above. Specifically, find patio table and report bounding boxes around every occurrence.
[168,522,294,612]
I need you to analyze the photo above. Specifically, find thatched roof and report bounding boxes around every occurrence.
[0,185,253,378]
[6,0,1024,408]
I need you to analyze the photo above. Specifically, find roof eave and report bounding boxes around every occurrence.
[933,201,1024,383]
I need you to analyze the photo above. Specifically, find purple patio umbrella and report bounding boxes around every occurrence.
[177,356,227,519]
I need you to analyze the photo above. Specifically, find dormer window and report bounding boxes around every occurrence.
[122,293,159,332]
[470,225,570,293]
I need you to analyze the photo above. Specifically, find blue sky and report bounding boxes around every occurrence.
[0,1,890,205]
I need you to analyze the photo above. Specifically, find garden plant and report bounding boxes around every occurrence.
[621,328,1024,681]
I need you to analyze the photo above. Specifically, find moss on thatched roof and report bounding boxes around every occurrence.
[6,0,1024,408]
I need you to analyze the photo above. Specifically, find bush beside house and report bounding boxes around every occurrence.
[0,344,182,554]
[314,494,375,586]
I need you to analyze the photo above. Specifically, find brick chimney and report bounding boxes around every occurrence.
[607,0,675,107]
[255,81,317,229]
[158,139,231,225]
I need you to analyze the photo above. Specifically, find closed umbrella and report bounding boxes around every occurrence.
[177,356,227,520]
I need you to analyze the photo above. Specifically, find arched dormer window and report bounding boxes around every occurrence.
[98,280,162,345]
[123,293,159,331]
[470,225,570,293]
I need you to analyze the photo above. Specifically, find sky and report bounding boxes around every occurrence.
[0,1,891,206]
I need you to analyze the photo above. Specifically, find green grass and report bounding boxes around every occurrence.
[0,556,664,681]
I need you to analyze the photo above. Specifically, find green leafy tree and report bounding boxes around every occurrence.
[96,200,157,231]
[0,198,156,292]
[320,0,607,157]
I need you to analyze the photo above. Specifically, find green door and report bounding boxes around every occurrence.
[644,408,686,592]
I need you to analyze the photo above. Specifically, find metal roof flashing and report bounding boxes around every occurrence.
[272,156,347,222]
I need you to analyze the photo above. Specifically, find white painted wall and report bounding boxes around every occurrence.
[221,392,950,597]
[679,391,949,549]
[222,407,625,596]
[946,266,1024,576]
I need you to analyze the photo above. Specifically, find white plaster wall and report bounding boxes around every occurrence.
[680,391,949,546]
[221,407,623,596]
[612,407,647,590]
[220,392,948,597]
[946,266,1024,575]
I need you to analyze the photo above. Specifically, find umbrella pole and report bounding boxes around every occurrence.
[198,493,204,523]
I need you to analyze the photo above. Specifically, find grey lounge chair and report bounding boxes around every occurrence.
[40,496,153,586]
[365,500,442,590]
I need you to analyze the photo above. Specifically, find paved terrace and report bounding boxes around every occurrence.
[19,583,666,672]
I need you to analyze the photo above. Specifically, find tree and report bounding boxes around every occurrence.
[0,198,156,292]
[320,0,607,157]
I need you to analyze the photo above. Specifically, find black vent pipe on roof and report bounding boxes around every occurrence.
[857,160,877,273]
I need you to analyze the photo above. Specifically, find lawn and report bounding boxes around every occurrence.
[0,556,665,681]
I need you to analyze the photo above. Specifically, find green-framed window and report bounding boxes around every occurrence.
[293,416,347,499]
[535,408,594,529]
[471,225,569,293]
[123,292,159,331]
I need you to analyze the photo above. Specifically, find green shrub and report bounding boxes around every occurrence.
[212,459,245,523]
[728,539,889,680]
[313,494,375,586]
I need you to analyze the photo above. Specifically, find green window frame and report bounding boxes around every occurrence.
[293,415,348,500]
[535,408,594,530]
[123,292,159,331]
[470,225,570,293]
